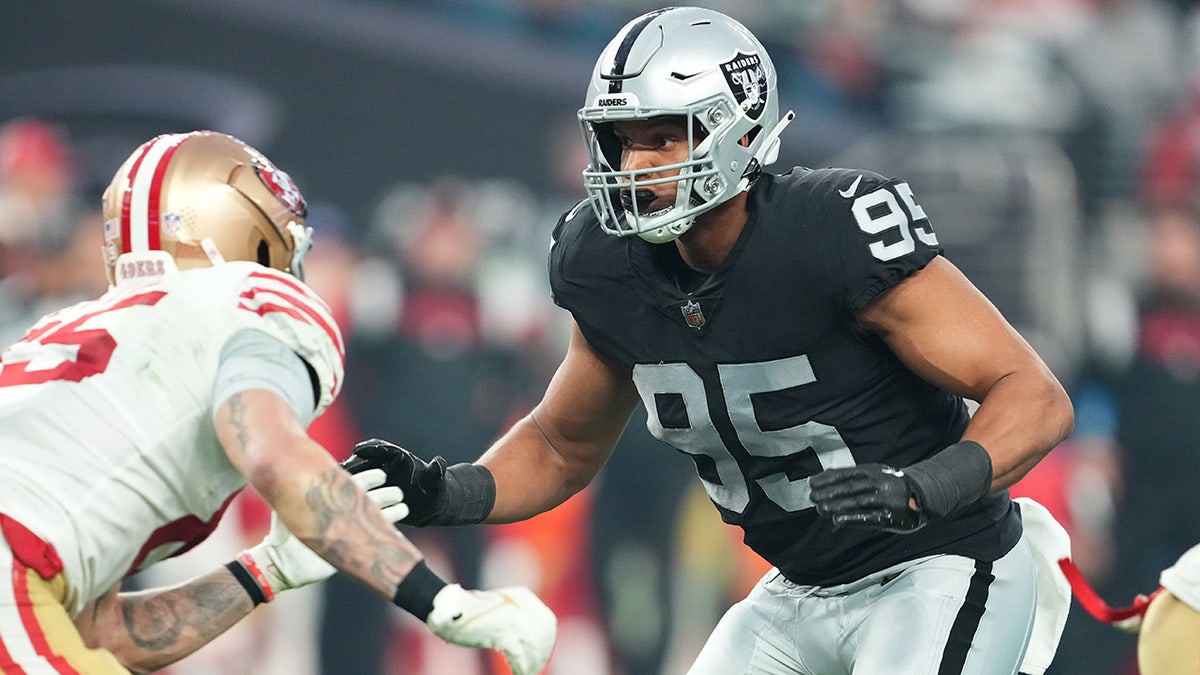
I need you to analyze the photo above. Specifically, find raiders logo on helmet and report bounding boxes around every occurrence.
[721,52,767,120]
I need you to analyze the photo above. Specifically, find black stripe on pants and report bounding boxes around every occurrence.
[939,560,996,674]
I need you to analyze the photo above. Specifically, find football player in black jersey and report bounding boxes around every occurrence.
[349,6,1075,674]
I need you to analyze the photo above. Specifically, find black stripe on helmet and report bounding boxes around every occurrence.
[605,7,672,94]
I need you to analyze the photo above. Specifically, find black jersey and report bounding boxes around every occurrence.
[548,167,1022,585]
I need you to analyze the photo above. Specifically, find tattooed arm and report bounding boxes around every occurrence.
[214,389,427,598]
[75,388,427,671]
[74,569,256,673]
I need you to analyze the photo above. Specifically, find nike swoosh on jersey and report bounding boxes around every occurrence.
[838,175,862,198]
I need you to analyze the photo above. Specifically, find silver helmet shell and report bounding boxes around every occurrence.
[578,6,792,243]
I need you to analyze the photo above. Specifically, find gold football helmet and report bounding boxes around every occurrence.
[101,130,311,286]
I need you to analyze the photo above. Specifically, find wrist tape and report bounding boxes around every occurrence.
[226,555,273,606]
[903,440,994,519]
[393,560,447,621]
[435,463,496,526]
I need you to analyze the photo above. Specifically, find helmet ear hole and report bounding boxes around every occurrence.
[257,240,270,267]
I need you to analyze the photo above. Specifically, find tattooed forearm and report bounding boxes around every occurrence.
[216,388,422,601]
[120,576,252,664]
[303,468,418,592]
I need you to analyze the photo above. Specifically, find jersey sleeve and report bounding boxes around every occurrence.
[229,266,345,416]
[822,171,943,312]
[213,328,317,427]
[548,199,592,312]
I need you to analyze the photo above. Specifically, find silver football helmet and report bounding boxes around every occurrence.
[578,6,793,243]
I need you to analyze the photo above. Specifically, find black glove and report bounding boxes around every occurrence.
[343,438,495,527]
[343,439,449,526]
[808,464,928,533]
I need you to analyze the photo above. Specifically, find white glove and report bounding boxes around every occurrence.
[426,583,557,675]
[239,468,408,598]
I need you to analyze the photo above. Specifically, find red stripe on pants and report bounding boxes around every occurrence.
[3,561,80,674]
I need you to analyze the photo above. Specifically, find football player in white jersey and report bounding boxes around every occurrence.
[1139,544,1200,673]
[0,130,555,675]
[1064,543,1200,673]
[1131,544,1200,673]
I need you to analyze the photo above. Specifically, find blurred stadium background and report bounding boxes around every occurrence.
[5,0,1200,673]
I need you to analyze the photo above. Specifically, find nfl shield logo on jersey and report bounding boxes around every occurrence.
[681,299,705,329]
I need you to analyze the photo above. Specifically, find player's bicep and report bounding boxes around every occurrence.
[533,321,640,457]
[855,256,1041,400]
[212,329,315,482]
[482,322,636,519]
[215,389,308,486]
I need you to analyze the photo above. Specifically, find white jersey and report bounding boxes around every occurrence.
[1161,543,1200,612]
[0,260,343,615]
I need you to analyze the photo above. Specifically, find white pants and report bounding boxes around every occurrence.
[688,536,1036,675]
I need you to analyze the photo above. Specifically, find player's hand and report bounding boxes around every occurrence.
[344,438,448,526]
[426,584,557,675]
[809,464,927,533]
[240,469,408,594]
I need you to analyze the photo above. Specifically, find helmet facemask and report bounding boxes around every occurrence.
[581,110,726,244]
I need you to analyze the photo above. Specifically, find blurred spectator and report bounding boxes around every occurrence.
[339,177,556,673]
[884,1,1084,134]
[1049,83,1200,674]
[0,117,78,253]
[0,117,102,346]
[586,409,695,675]
[1055,0,1180,221]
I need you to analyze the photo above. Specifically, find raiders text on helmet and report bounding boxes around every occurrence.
[101,130,313,286]
[578,6,793,243]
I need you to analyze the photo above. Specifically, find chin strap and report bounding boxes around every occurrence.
[736,110,795,193]
[200,237,227,266]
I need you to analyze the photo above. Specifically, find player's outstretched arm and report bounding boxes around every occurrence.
[345,321,641,526]
[216,389,428,599]
[217,388,558,674]
[74,567,257,673]
[72,468,407,672]
[483,323,641,522]
[75,533,556,675]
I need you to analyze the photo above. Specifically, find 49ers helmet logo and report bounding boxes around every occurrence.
[254,161,307,218]
[720,51,767,120]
